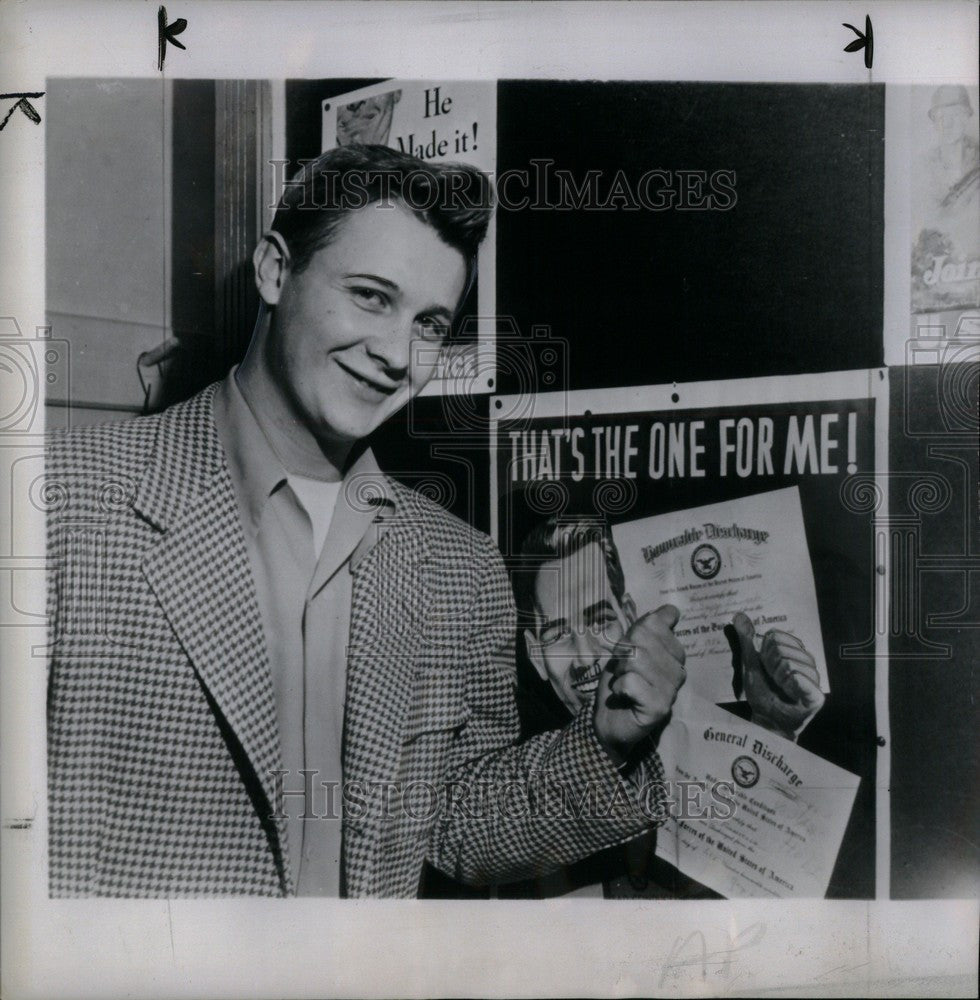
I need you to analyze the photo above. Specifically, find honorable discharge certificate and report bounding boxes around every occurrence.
[612,485,829,704]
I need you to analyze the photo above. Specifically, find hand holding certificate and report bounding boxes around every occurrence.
[604,486,854,896]
[612,486,829,705]
[731,612,826,740]
[514,492,853,897]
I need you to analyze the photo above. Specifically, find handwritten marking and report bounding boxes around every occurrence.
[843,16,874,69]
[0,93,44,132]
[659,922,766,986]
[158,6,188,71]
[817,961,871,981]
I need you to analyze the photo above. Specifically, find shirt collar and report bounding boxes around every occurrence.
[214,367,287,536]
[213,367,396,540]
[312,445,394,594]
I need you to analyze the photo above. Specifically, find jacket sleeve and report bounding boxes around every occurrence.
[426,534,669,887]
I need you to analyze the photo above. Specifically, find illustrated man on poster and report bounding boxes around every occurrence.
[46,146,688,898]
[335,90,401,147]
[925,84,979,210]
[911,83,980,318]
[502,514,825,898]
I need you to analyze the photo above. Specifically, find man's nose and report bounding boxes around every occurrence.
[571,629,601,665]
[365,320,413,376]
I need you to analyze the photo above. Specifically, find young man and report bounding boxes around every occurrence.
[46,146,684,897]
[504,515,824,897]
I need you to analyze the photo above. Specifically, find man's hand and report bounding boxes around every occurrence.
[732,612,825,741]
[593,604,686,767]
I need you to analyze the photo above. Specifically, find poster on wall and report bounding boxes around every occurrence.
[322,80,497,397]
[909,83,980,340]
[490,369,885,899]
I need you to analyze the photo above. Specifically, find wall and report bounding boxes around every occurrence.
[45,78,171,423]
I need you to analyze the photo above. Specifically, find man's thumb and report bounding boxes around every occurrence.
[654,604,681,630]
[732,612,758,661]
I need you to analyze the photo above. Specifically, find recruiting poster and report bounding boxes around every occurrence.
[322,79,497,396]
[491,370,884,900]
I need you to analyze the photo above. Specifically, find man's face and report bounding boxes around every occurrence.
[527,542,634,716]
[262,203,467,447]
[931,104,969,144]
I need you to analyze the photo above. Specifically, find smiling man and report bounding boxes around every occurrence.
[47,145,685,898]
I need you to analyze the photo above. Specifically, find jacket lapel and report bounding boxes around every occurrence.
[135,386,288,883]
[344,510,426,785]
[343,488,428,893]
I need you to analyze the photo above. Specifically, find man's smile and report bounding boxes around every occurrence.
[334,358,400,396]
[570,659,604,699]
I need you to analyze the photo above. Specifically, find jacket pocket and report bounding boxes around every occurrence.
[401,666,469,744]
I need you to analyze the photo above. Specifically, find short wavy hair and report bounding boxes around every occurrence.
[514,515,627,627]
[270,144,494,290]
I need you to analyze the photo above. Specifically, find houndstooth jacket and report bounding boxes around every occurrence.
[47,383,665,897]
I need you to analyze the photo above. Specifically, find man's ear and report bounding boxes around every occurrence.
[524,629,549,683]
[253,232,290,307]
[621,592,638,626]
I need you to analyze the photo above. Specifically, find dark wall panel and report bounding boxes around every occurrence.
[495,81,885,393]
[888,361,980,898]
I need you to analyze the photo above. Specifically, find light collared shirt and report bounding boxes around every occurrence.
[214,368,393,895]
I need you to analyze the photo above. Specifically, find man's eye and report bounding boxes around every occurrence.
[588,615,617,632]
[351,287,388,309]
[539,626,570,645]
